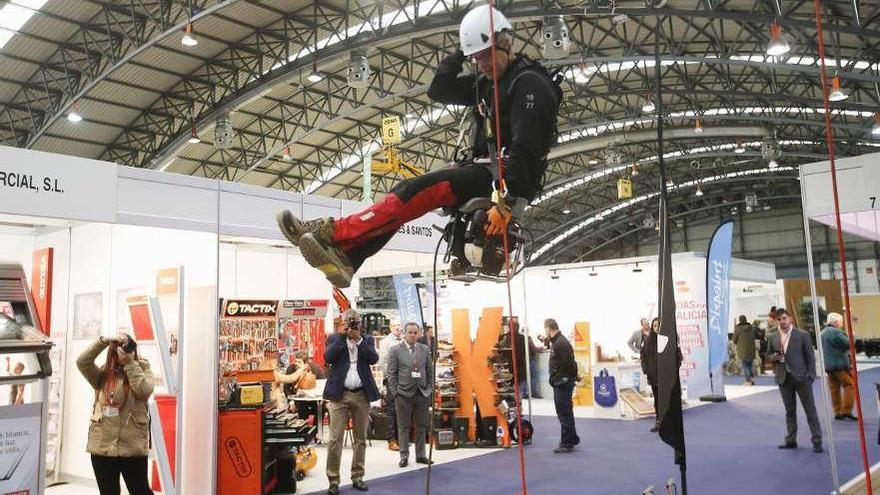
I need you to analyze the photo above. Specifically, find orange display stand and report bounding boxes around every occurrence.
[150,394,177,492]
[217,408,264,495]
[452,307,509,445]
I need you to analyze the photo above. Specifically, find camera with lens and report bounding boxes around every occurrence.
[122,336,137,354]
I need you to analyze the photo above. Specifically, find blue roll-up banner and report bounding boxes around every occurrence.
[393,273,424,327]
[706,220,734,376]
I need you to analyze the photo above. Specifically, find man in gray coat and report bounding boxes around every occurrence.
[387,322,434,467]
[767,308,823,453]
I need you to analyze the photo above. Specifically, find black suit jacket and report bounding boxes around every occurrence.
[768,327,816,385]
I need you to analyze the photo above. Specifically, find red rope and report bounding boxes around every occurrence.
[486,3,529,494]
[813,3,873,492]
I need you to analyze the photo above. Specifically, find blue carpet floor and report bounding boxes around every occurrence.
[310,368,880,495]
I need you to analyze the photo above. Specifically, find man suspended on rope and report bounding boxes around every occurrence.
[277,5,562,288]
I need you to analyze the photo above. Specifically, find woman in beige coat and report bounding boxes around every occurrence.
[77,335,154,495]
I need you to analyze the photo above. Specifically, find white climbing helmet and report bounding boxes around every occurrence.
[459,5,513,56]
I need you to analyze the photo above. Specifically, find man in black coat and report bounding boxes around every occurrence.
[545,318,579,453]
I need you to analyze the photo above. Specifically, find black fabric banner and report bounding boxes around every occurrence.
[657,196,686,467]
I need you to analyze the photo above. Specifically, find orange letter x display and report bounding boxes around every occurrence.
[451,306,509,445]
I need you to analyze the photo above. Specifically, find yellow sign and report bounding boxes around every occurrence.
[617,178,632,199]
[381,116,401,144]
[239,384,264,405]
[573,322,593,406]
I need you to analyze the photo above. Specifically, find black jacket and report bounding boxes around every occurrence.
[427,51,561,201]
[548,332,577,386]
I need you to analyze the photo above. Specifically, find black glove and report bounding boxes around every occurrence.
[438,49,465,75]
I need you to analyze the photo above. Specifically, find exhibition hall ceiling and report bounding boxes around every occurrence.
[0,0,877,262]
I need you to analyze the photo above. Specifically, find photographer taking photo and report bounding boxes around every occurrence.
[323,309,379,495]
[76,334,154,495]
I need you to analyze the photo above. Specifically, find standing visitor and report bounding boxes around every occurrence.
[545,318,579,453]
[733,315,757,386]
[821,312,856,421]
[77,335,154,495]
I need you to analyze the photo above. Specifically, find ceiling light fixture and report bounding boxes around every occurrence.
[550,270,560,280]
[562,208,571,215]
[828,76,849,102]
[187,127,200,144]
[734,140,745,154]
[630,164,639,176]
[694,117,704,134]
[641,94,655,113]
[589,155,599,165]
[766,22,790,57]
[282,147,292,161]
[181,23,198,47]
[307,64,323,83]
[695,186,704,196]
[588,267,598,277]
[768,159,778,169]
[66,103,83,123]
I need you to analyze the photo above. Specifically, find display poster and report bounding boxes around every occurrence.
[706,221,734,377]
[674,263,711,400]
[30,248,53,335]
[392,273,423,328]
[277,300,328,368]
[0,146,117,222]
[0,402,41,494]
[73,292,102,339]
[572,322,593,406]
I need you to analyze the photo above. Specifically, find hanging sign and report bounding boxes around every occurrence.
[617,178,633,199]
[381,116,401,145]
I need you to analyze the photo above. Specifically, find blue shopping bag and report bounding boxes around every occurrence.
[594,368,618,407]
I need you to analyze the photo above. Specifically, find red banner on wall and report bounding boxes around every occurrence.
[31,247,53,335]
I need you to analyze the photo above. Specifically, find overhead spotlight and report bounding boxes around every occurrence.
[768,159,778,169]
[346,52,371,89]
[630,164,640,176]
[767,23,790,57]
[541,16,570,60]
[307,64,323,83]
[666,178,674,187]
[872,113,880,136]
[550,270,560,280]
[632,263,643,273]
[829,76,849,102]
[181,23,198,47]
[588,267,598,277]
[187,127,200,144]
[745,205,753,213]
[694,117,704,134]
[734,140,745,154]
[589,155,599,165]
[642,216,655,229]
[642,94,655,113]
[67,108,82,124]
[563,208,571,215]
[695,186,704,197]
[282,147,292,161]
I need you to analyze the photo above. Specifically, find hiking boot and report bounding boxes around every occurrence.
[276,210,335,247]
[298,232,354,288]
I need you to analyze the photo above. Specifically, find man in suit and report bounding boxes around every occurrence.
[323,309,380,494]
[387,322,434,467]
[767,308,823,453]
